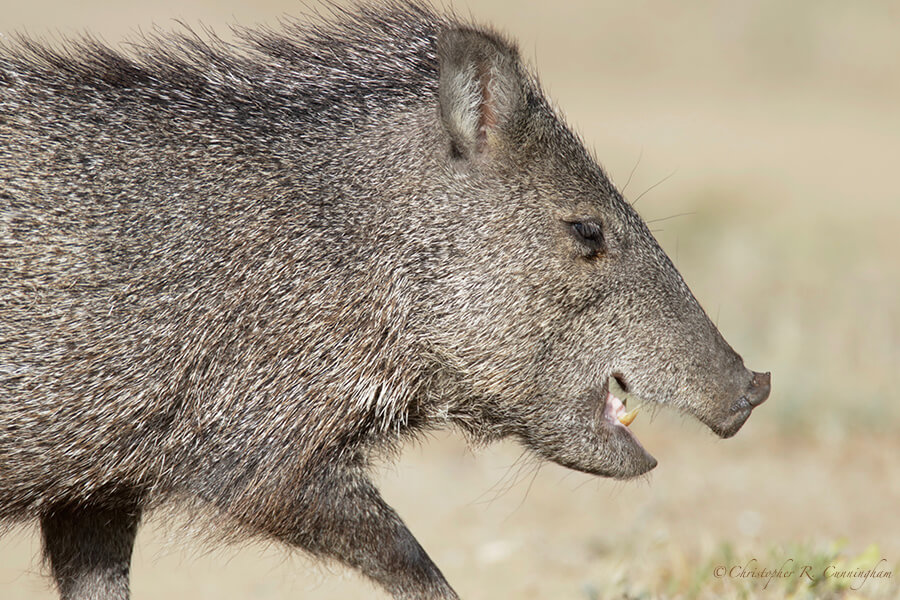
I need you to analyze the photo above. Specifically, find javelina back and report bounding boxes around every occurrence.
[0,3,770,599]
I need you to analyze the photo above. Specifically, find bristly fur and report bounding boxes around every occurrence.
[1,0,455,522]
[0,2,768,598]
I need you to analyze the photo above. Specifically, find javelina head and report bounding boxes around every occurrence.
[419,28,770,479]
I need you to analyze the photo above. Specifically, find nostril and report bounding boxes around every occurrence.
[747,371,771,407]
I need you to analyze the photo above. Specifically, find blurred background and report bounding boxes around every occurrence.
[2,1,898,598]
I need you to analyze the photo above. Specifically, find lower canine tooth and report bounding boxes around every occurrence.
[618,406,640,427]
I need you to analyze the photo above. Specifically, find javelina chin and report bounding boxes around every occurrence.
[514,387,658,480]
[536,421,658,480]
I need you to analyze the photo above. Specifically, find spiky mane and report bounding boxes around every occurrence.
[0,2,456,123]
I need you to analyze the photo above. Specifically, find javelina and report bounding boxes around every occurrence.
[0,3,771,599]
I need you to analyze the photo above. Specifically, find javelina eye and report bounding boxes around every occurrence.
[569,220,605,256]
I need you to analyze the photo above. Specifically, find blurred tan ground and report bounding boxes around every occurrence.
[1,1,898,598]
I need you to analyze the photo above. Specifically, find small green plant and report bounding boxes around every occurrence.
[638,540,897,600]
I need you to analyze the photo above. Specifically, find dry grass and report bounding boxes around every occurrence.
[1,0,898,598]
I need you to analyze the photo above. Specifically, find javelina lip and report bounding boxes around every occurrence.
[599,378,655,473]
[704,400,754,439]
[601,389,637,430]
[706,409,752,438]
[702,372,770,438]
[603,375,642,430]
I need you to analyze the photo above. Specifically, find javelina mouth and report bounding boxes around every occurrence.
[598,376,656,475]
[599,369,769,463]
[600,384,641,432]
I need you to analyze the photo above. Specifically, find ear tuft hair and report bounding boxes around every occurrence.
[437,28,524,159]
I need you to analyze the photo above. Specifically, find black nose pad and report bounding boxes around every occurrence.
[747,371,771,407]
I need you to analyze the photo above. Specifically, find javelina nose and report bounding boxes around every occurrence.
[746,371,771,407]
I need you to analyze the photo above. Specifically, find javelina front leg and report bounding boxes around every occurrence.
[40,502,141,600]
[288,468,459,600]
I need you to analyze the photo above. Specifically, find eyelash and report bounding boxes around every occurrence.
[569,220,605,255]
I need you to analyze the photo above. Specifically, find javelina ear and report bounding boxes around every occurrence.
[437,28,524,159]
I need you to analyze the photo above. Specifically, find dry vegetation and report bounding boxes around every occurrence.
[2,1,898,598]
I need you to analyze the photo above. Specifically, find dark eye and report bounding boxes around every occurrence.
[569,219,605,256]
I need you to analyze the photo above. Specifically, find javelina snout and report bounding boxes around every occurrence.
[748,370,773,407]
[607,278,773,448]
[703,369,771,438]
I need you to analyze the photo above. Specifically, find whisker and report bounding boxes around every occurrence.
[631,168,678,207]
[621,146,643,194]
[646,211,695,224]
